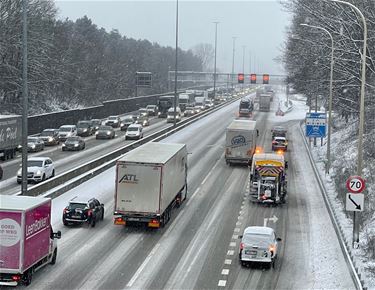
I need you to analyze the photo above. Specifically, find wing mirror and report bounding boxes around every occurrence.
[285,161,288,169]
[239,235,243,239]
[276,237,282,242]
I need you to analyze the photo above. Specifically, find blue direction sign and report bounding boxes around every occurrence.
[306,112,327,138]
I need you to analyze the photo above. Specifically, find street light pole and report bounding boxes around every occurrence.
[21,0,29,195]
[327,0,368,247]
[242,45,246,90]
[213,21,219,101]
[231,37,236,88]
[300,23,334,174]
[173,0,179,127]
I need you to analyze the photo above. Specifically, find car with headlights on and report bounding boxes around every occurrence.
[194,105,202,114]
[239,226,281,269]
[62,197,104,227]
[135,114,150,127]
[62,136,85,151]
[105,115,121,128]
[39,129,60,145]
[139,108,149,117]
[95,125,115,139]
[77,120,94,137]
[125,124,143,140]
[120,116,135,131]
[184,106,196,117]
[146,104,158,116]
[167,107,182,123]
[27,137,45,152]
[17,157,55,184]
[91,119,102,132]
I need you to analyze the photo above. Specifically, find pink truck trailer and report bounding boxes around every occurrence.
[0,195,61,286]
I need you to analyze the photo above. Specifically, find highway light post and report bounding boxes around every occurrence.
[326,0,368,247]
[242,45,246,89]
[173,0,179,127]
[21,0,29,195]
[300,23,334,174]
[231,37,236,88]
[213,22,219,101]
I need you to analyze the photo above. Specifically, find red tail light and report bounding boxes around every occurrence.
[240,242,244,250]
[12,275,21,281]
[272,141,277,145]
[87,209,93,216]
[63,208,68,214]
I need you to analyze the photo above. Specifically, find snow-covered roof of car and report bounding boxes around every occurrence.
[243,226,274,236]
[28,156,51,161]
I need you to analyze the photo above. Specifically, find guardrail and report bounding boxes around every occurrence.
[298,122,365,290]
[18,94,244,198]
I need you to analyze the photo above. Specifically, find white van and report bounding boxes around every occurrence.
[58,125,77,141]
[125,124,143,140]
[167,107,182,123]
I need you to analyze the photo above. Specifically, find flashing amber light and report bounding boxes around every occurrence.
[250,74,257,84]
[277,150,284,155]
[263,74,270,84]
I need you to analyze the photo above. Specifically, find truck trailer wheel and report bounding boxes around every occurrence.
[51,249,57,265]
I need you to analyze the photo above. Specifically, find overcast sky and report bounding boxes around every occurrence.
[55,0,291,75]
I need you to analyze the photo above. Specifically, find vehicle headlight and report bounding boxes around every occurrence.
[95,131,99,135]
[62,143,66,147]
[36,170,42,176]
[158,112,161,115]
[120,123,124,127]
[48,137,53,142]
[83,128,87,132]
[17,169,22,175]
[143,121,147,125]
[114,120,118,123]
[74,144,79,147]
[106,131,111,135]
[31,144,36,149]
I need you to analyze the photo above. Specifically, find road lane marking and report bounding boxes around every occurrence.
[224,259,232,265]
[218,280,227,287]
[232,234,238,239]
[126,242,161,287]
[234,228,240,232]
[227,250,234,256]
[229,242,236,247]
[221,269,230,275]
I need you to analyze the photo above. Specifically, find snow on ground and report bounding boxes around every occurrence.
[276,90,374,289]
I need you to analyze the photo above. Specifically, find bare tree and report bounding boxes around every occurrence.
[192,43,214,71]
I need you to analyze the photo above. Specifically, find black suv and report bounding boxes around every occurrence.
[62,198,104,227]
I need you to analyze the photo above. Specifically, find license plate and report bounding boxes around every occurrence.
[245,250,257,256]
[127,217,140,221]
[72,215,81,218]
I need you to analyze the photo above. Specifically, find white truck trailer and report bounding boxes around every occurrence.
[0,196,61,286]
[259,93,271,112]
[114,142,188,228]
[225,119,258,166]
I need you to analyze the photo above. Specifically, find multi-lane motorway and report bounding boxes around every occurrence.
[9,90,356,289]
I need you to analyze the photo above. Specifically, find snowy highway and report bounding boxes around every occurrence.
[17,90,356,289]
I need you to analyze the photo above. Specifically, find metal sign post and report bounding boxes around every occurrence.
[346,175,366,248]
[135,72,152,98]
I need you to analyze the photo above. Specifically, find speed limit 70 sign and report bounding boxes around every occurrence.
[346,176,366,193]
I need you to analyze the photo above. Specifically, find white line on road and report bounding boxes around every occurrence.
[224,259,232,265]
[221,269,230,275]
[227,250,234,256]
[229,242,237,248]
[218,280,227,287]
[126,243,161,288]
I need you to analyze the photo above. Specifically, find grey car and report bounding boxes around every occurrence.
[39,129,60,146]
[77,120,94,137]
[91,119,102,132]
[120,116,135,131]
[27,137,45,152]
[105,116,121,128]
[95,126,115,139]
[62,136,86,151]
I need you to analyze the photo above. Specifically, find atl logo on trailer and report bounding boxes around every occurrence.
[119,174,139,184]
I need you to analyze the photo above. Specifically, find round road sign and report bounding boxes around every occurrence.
[346,176,365,193]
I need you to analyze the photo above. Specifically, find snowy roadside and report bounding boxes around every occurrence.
[277,89,374,289]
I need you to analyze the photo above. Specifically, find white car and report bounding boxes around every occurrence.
[166,107,182,123]
[17,157,55,184]
[125,124,143,140]
[58,125,77,141]
[239,226,281,268]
